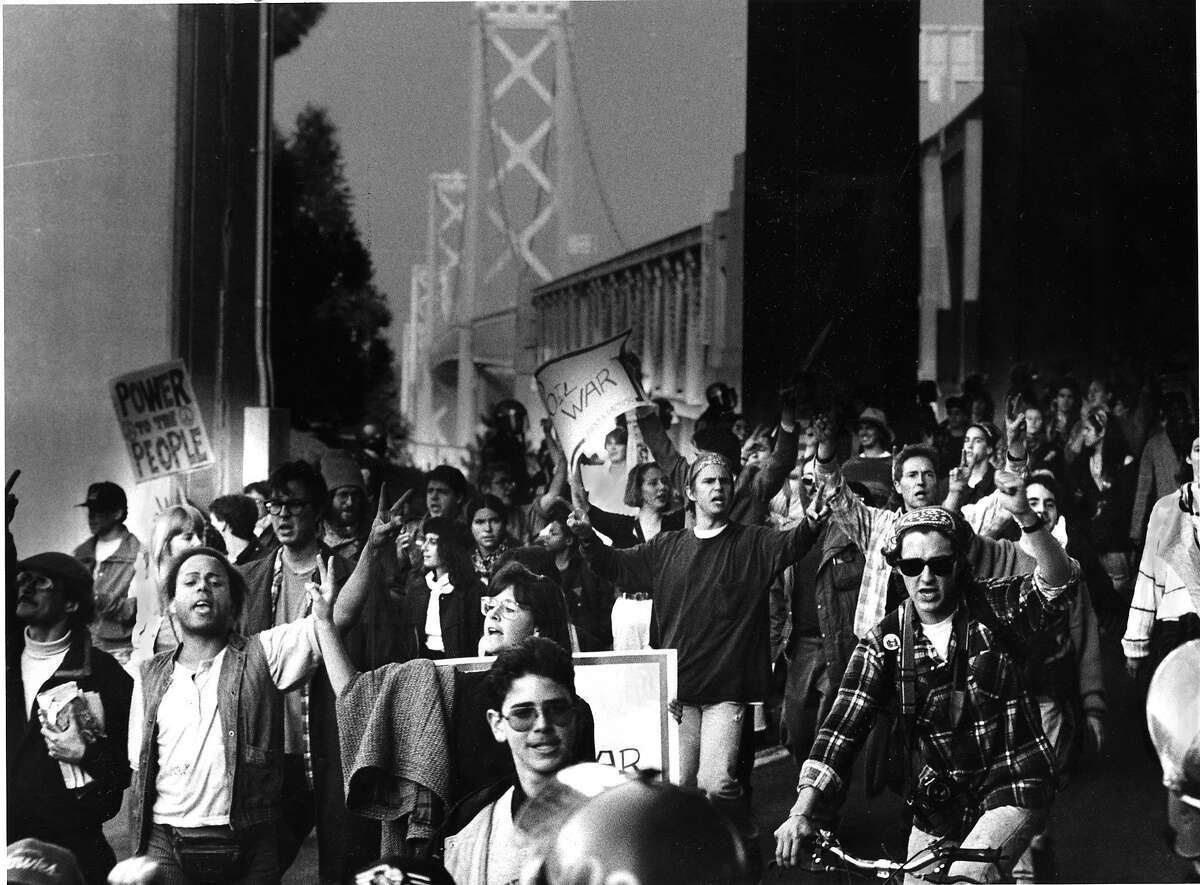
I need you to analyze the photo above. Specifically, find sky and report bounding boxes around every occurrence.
[274,1,749,331]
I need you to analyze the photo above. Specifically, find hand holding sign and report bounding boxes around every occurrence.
[535,331,649,467]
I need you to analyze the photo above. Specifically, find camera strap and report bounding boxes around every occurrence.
[900,600,968,731]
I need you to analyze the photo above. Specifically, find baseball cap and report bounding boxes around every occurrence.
[6,838,85,885]
[76,481,126,512]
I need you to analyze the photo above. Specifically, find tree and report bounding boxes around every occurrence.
[273,4,327,59]
[270,105,396,433]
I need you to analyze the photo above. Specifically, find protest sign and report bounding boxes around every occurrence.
[109,360,214,483]
[534,330,648,465]
[441,649,680,783]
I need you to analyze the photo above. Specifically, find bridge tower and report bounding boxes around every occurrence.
[401,171,465,463]
[457,1,574,446]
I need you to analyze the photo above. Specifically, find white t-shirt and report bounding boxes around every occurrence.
[128,617,323,827]
[424,572,454,652]
[94,536,122,568]
[921,614,954,662]
[693,522,730,540]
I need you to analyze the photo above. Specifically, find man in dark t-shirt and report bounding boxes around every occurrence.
[568,452,820,847]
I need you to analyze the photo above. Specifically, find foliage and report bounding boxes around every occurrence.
[270,105,396,434]
[273,4,327,59]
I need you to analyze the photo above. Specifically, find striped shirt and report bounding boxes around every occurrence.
[799,564,1079,817]
[1123,491,1200,659]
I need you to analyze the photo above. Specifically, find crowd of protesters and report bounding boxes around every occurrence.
[6,360,1200,885]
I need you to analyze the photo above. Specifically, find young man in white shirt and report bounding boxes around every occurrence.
[127,547,365,883]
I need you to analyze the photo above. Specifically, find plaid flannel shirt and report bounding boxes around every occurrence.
[799,562,1080,817]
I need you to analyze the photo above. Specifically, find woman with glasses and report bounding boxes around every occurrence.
[400,517,485,660]
[442,637,580,885]
[454,562,593,802]
[129,504,209,662]
[468,495,516,583]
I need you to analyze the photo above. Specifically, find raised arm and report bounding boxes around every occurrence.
[812,412,879,549]
[536,420,569,515]
[312,554,358,696]
[566,507,654,590]
[955,402,1030,531]
[637,410,688,491]
[333,485,412,632]
[993,469,1072,587]
[569,449,637,541]
[750,401,799,502]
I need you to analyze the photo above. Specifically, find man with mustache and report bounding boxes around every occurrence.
[8,551,132,885]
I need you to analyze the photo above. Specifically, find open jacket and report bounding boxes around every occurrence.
[73,529,141,643]
[129,631,291,854]
[401,569,486,659]
[7,627,132,836]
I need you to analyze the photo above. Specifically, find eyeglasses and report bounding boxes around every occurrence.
[496,699,576,731]
[481,596,529,619]
[265,498,311,516]
[16,571,53,592]
[894,555,956,578]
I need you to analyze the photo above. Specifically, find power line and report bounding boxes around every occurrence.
[563,12,627,253]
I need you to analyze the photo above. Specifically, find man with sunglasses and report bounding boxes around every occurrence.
[812,406,1034,645]
[776,477,1080,883]
[442,637,580,885]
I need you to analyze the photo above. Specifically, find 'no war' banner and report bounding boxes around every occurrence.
[534,330,648,465]
[110,360,215,483]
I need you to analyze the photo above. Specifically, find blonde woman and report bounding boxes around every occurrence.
[128,504,207,662]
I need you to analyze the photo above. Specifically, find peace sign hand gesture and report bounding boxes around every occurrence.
[307,555,340,623]
[805,480,832,525]
[1005,394,1028,457]
[368,484,413,551]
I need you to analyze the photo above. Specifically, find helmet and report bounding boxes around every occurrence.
[705,382,738,412]
[357,420,388,458]
[492,399,528,436]
[1147,639,1200,797]
[522,766,751,885]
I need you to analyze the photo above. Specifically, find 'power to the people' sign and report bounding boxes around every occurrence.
[109,360,214,482]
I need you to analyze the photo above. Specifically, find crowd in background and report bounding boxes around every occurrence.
[6,357,1200,885]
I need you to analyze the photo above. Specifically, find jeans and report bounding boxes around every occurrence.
[679,702,754,839]
[1012,699,1063,882]
[906,805,1047,885]
[146,823,279,884]
[610,596,652,650]
[780,636,834,766]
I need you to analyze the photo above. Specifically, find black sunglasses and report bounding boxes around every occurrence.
[895,555,956,578]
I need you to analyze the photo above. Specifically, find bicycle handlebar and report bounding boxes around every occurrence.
[811,829,1002,883]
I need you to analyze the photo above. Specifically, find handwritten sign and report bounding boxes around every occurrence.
[442,649,680,783]
[109,360,214,483]
[534,330,648,465]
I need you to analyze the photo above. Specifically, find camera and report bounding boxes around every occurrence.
[906,769,964,838]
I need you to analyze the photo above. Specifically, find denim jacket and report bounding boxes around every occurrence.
[130,632,283,853]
